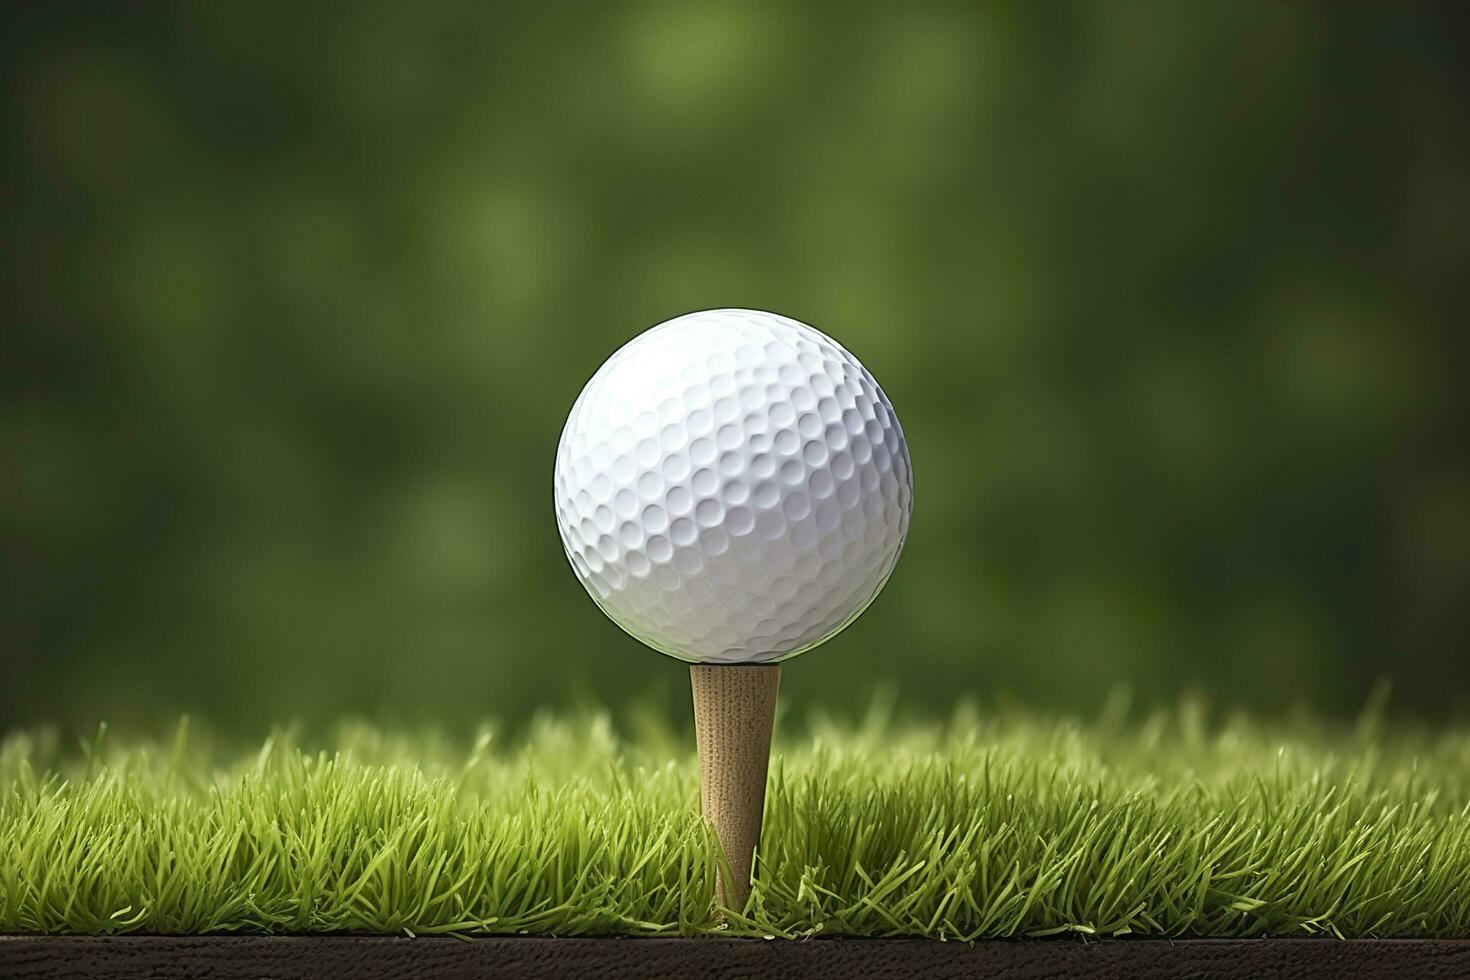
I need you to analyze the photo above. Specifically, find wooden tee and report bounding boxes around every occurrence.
[690,664,781,911]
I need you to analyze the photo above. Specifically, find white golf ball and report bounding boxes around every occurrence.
[554,309,912,664]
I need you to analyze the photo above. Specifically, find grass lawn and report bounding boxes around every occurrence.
[3,702,1468,939]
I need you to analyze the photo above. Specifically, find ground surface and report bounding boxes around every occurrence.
[3,704,1468,938]
[7,936,1470,980]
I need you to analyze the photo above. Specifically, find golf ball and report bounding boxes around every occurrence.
[554,309,912,664]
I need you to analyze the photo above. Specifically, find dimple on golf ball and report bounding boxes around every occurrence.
[554,309,912,664]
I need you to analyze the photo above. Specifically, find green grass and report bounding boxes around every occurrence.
[3,701,1469,939]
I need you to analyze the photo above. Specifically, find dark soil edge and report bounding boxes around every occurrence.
[5,935,1470,980]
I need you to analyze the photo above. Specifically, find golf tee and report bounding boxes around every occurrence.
[690,664,780,912]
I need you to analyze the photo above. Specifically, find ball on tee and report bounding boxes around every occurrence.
[554,309,912,664]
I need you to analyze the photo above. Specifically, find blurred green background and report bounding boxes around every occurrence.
[3,3,1467,733]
